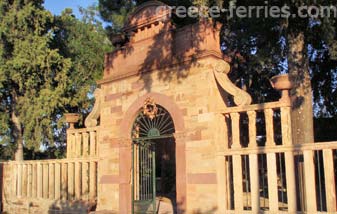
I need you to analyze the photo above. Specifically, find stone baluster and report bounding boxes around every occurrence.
[48,163,55,199]
[323,149,337,212]
[32,163,37,198]
[68,162,74,200]
[61,162,68,200]
[27,164,32,198]
[75,133,82,158]
[43,163,49,199]
[247,110,257,148]
[230,112,241,149]
[37,163,43,198]
[82,161,89,201]
[264,108,275,146]
[75,161,81,200]
[89,161,97,200]
[17,164,22,197]
[83,132,89,157]
[55,162,61,200]
[22,164,27,197]
[90,131,96,157]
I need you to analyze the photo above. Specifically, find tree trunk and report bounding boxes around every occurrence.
[288,32,314,144]
[11,91,24,161]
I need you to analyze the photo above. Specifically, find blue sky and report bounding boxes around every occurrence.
[44,0,99,18]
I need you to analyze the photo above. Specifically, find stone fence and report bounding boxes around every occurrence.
[0,158,98,214]
[218,98,337,213]
[67,127,99,159]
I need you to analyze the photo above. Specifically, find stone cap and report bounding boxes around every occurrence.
[123,1,171,32]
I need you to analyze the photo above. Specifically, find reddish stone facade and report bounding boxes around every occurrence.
[94,2,239,213]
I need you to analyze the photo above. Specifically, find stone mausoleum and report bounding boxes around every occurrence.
[95,2,240,212]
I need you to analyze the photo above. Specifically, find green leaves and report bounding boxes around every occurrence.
[0,1,111,159]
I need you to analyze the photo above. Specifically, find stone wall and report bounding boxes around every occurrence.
[92,2,234,213]
[96,56,229,213]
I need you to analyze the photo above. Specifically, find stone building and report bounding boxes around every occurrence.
[93,1,255,213]
[1,1,336,214]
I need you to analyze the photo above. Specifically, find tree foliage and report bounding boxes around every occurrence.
[52,7,111,114]
[0,1,111,160]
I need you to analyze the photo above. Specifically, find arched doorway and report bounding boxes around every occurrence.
[131,100,176,214]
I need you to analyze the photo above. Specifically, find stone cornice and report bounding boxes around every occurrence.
[98,50,223,85]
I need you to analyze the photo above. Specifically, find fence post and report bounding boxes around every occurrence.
[89,161,97,200]
[281,106,297,212]
[37,163,42,198]
[323,149,336,212]
[249,154,259,213]
[61,162,68,200]
[75,161,81,200]
[68,162,74,200]
[43,163,49,199]
[55,162,61,200]
[82,161,89,201]
[232,155,243,212]
[49,163,55,199]
[303,150,317,213]
[265,109,275,146]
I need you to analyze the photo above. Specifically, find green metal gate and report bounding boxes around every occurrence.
[132,140,156,214]
[131,101,176,214]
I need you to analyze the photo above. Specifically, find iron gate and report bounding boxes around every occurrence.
[131,101,176,214]
[132,140,156,214]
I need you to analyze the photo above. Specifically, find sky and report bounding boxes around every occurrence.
[44,0,99,18]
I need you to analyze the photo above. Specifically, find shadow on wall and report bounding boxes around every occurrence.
[136,20,204,92]
[105,1,222,92]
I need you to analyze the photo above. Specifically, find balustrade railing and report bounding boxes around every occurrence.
[220,142,337,214]
[67,127,99,159]
[1,158,98,203]
[220,99,337,213]
[222,100,292,149]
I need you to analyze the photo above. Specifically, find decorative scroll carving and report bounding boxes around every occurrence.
[85,88,101,128]
[213,61,252,106]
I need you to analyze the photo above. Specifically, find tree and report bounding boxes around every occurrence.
[52,7,111,115]
[0,0,71,160]
[222,0,337,143]
[0,1,112,160]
